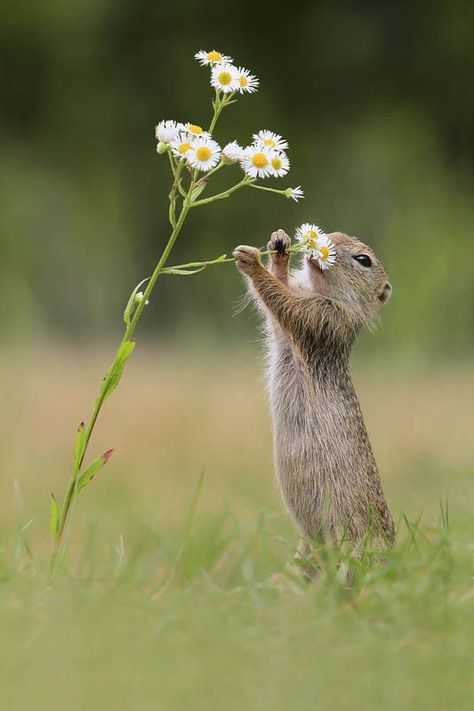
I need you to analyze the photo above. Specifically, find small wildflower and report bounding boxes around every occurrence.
[186,137,221,171]
[240,146,274,178]
[170,132,195,159]
[286,186,304,202]
[237,67,259,94]
[210,63,240,93]
[155,120,184,144]
[222,141,244,163]
[316,235,337,270]
[253,130,288,152]
[135,291,149,305]
[268,151,290,178]
[184,123,210,138]
[195,50,233,66]
[295,223,326,255]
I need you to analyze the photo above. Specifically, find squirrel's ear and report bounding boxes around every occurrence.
[378,282,392,304]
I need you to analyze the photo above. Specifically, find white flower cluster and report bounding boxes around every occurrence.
[239,130,290,179]
[295,223,336,270]
[195,50,259,94]
[155,120,221,170]
[153,51,304,202]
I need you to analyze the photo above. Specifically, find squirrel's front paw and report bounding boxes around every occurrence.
[267,229,291,264]
[233,245,262,276]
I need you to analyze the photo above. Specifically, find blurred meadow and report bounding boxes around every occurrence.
[1,1,473,709]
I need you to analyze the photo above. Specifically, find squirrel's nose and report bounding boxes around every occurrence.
[378,282,392,304]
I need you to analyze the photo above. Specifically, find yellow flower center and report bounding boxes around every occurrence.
[188,124,202,134]
[263,138,276,147]
[218,71,232,86]
[196,146,212,162]
[271,157,282,170]
[178,142,192,154]
[251,153,268,169]
[319,246,329,261]
[239,75,248,87]
[207,51,223,62]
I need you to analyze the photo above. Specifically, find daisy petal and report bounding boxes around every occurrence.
[240,146,274,179]
[195,50,233,66]
[286,186,304,202]
[186,137,221,172]
[253,130,288,152]
[223,141,244,163]
[210,63,240,93]
[237,67,259,94]
[155,120,185,144]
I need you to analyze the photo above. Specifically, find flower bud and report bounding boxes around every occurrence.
[285,186,304,202]
[156,142,169,155]
[135,291,149,305]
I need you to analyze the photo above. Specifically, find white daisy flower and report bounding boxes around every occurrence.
[186,137,221,172]
[295,223,326,256]
[170,132,195,159]
[184,123,210,138]
[155,120,184,144]
[268,151,290,178]
[222,141,244,163]
[237,67,259,94]
[210,63,240,93]
[316,235,337,270]
[285,186,304,202]
[195,50,233,66]
[253,130,288,152]
[240,146,274,179]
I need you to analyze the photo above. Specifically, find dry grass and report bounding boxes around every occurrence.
[0,346,472,710]
[1,346,472,535]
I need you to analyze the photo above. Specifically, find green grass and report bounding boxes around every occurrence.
[0,348,473,710]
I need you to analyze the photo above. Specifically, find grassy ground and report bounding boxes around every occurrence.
[0,346,473,710]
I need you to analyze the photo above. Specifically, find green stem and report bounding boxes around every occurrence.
[198,160,225,183]
[167,153,187,199]
[248,183,288,197]
[162,244,305,274]
[208,90,237,133]
[168,150,177,178]
[164,256,235,272]
[53,89,234,564]
[191,178,254,207]
[53,197,192,556]
[209,91,224,133]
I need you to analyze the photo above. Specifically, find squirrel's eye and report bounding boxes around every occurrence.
[353,254,372,268]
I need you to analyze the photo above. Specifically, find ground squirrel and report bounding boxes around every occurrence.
[233,229,394,576]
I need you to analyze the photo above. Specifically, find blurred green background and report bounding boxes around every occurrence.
[1,6,474,709]
[2,0,474,356]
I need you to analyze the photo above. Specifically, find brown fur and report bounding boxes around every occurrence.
[233,229,395,575]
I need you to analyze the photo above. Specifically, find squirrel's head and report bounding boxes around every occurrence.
[302,231,392,326]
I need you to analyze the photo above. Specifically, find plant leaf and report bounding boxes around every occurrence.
[102,339,136,400]
[73,421,86,473]
[164,267,207,276]
[123,277,150,327]
[50,494,59,538]
[190,180,208,201]
[77,449,114,492]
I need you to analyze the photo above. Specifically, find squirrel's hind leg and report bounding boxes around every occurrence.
[294,538,321,582]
